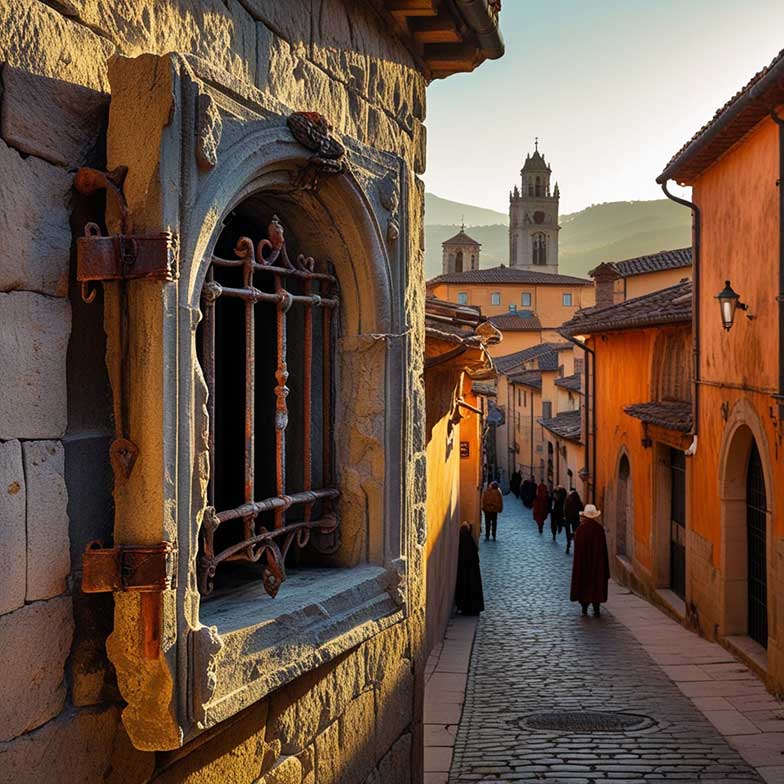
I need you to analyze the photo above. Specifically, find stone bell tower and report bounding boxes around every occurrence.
[509,140,560,273]
[442,224,482,274]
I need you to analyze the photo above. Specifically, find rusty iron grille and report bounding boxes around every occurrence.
[198,215,340,598]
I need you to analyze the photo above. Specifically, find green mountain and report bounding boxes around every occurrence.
[424,197,692,281]
[425,192,508,226]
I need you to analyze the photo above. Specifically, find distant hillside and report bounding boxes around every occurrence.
[425,193,508,226]
[425,198,692,280]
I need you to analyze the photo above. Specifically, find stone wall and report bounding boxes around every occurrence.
[0,1,428,781]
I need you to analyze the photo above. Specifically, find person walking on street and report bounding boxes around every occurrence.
[551,485,567,542]
[455,522,485,615]
[521,475,536,509]
[563,488,584,554]
[570,504,610,617]
[510,470,522,500]
[481,481,503,541]
[532,482,550,535]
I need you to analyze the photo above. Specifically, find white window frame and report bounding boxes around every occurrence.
[563,292,574,307]
[521,292,532,307]
[491,292,501,306]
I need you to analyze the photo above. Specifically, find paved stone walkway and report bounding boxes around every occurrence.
[448,501,769,783]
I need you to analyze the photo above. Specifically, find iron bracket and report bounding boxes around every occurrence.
[82,540,177,594]
[77,223,178,302]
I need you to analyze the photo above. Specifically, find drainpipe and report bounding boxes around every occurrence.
[452,0,505,60]
[660,181,701,454]
[770,109,784,422]
[560,333,596,504]
[530,387,534,477]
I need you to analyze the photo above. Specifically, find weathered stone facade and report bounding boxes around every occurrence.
[0,1,501,781]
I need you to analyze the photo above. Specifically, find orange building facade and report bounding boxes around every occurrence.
[563,54,784,695]
[423,299,497,655]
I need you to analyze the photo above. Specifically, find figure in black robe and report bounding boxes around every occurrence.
[563,489,584,554]
[521,475,536,508]
[551,485,567,542]
[455,522,485,615]
[570,506,610,617]
[510,470,522,499]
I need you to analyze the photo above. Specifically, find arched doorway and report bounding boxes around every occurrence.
[720,416,771,648]
[617,455,630,557]
[747,441,768,648]
[669,448,686,599]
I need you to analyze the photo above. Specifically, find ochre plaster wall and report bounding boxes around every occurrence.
[428,281,594,322]
[592,329,657,575]
[624,267,692,300]
[689,115,784,688]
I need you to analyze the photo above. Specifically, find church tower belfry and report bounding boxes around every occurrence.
[441,222,482,275]
[509,139,560,273]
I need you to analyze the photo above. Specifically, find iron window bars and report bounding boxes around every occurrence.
[198,216,340,598]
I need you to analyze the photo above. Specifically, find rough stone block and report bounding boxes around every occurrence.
[243,1,313,46]
[264,755,303,784]
[47,0,257,85]
[375,659,414,760]
[0,0,114,92]
[0,596,73,742]
[0,439,26,616]
[1,66,109,168]
[23,440,69,601]
[0,292,70,440]
[0,140,72,296]
[316,690,376,784]
[0,705,154,784]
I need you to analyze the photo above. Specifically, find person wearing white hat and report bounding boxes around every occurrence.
[569,504,610,617]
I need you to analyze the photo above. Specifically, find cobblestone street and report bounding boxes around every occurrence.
[447,501,769,783]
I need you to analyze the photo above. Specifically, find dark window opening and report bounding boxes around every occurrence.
[196,199,340,598]
[455,250,464,273]
[533,233,547,266]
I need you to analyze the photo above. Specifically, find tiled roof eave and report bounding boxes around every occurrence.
[658,50,784,185]
[623,402,693,433]
[560,312,691,337]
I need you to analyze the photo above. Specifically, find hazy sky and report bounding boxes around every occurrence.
[424,1,784,216]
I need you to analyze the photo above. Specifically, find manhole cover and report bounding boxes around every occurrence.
[521,711,655,733]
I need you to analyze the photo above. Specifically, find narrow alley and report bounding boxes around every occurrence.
[430,501,782,783]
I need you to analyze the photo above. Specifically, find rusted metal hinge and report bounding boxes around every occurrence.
[82,540,177,594]
[74,166,178,304]
[82,541,177,660]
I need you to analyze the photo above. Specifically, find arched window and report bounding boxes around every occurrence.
[455,250,464,273]
[617,454,631,557]
[521,292,532,307]
[510,236,517,265]
[491,292,501,305]
[470,254,476,269]
[532,233,547,266]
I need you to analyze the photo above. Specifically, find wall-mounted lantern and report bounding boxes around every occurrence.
[716,280,749,331]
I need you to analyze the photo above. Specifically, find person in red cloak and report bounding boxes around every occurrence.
[570,504,610,617]
[532,482,550,535]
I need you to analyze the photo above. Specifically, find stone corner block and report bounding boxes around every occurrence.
[0,139,72,297]
[0,291,70,440]
[0,438,26,615]
[23,440,69,602]
[0,595,74,742]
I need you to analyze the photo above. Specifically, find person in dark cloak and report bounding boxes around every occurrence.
[532,482,550,535]
[455,522,485,615]
[563,488,584,554]
[521,475,536,508]
[570,504,610,617]
[481,481,503,541]
[550,485,567,542]
[510,469,522,499]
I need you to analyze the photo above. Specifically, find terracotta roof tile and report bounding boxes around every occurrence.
[591,248,692,279]
[624,401,692,433]
[659,48,784,185]
[555,373,581,392]
[487,311,543,331]
[560,280,692,336]
[494,341,573,373]
[507,370,542,391]
[427,265,593,287]
[442,229,481,247]
[538,409,582,443]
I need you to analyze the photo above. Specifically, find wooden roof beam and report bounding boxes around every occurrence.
[387,0,438,19]
[410,14,463,44]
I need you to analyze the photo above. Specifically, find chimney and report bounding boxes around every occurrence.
[591,264,620,308]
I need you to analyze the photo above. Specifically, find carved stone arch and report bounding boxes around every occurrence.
[717,399,775,646]
[100,52,414,751]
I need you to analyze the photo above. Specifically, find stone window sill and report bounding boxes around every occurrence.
[197,564,404,729]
